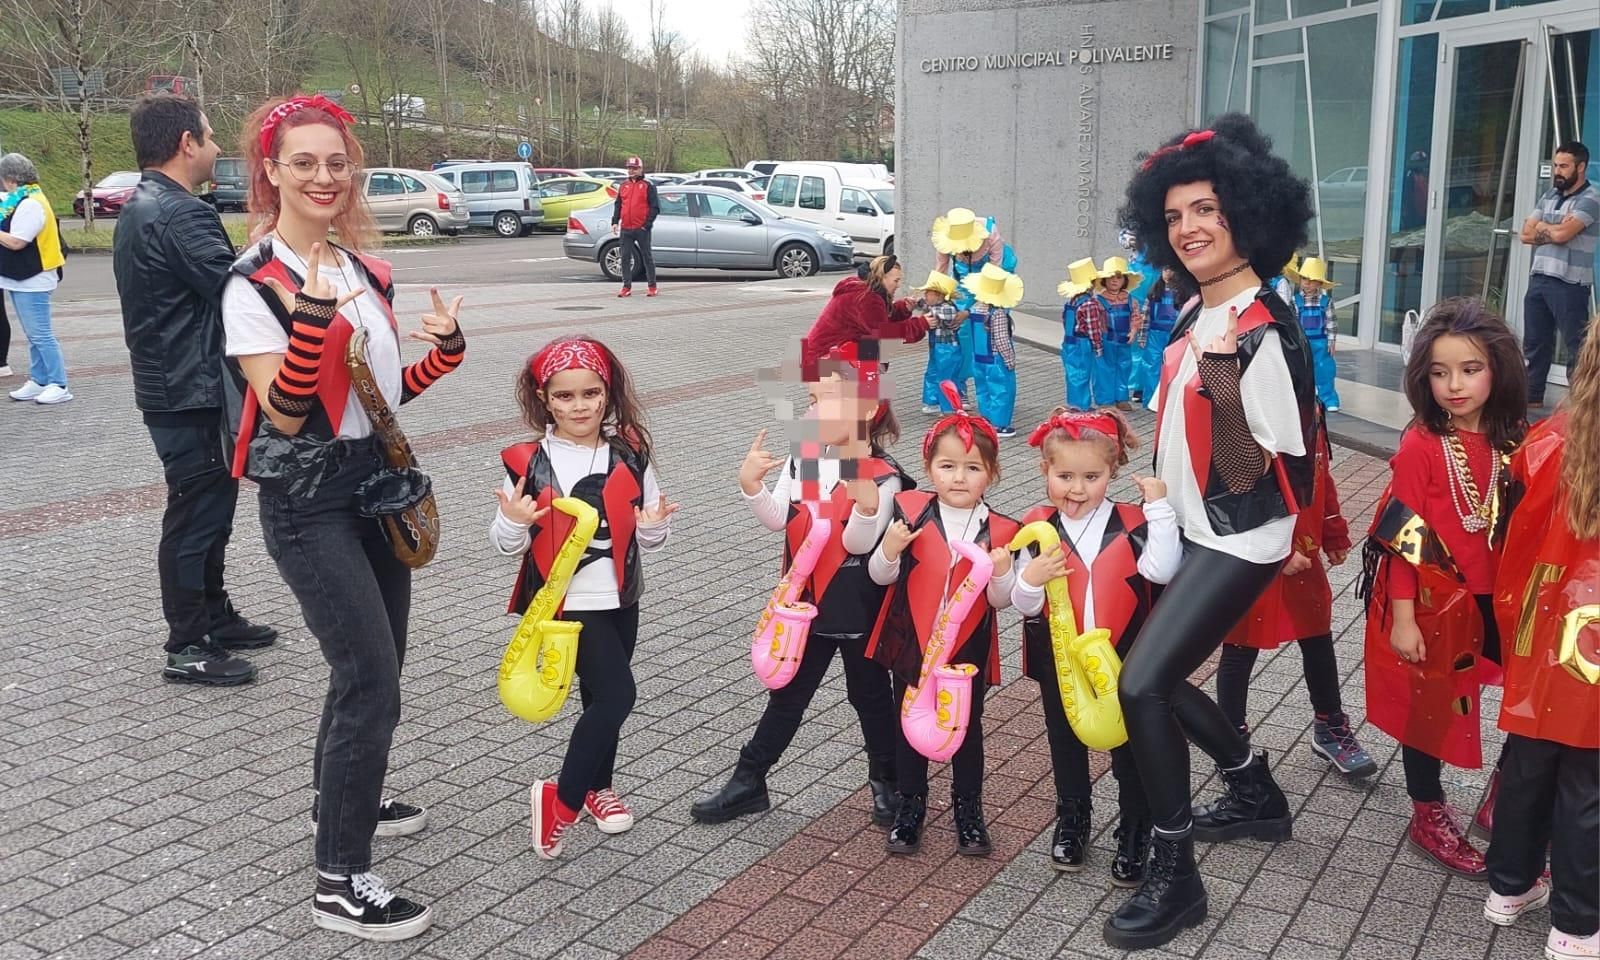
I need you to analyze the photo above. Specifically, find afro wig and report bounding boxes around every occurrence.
[1118,113,1313,289]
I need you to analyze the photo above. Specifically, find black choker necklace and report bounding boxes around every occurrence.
[1198,262,1251,287]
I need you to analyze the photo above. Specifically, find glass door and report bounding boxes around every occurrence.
[1535,18,1599,385]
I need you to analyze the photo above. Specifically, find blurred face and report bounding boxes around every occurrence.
[265,123,356,227]
[1165,180,1242,281]
[1041,441,1115,520]
[1104,274,1126,294]
[926,432,995,510]
[1428,334,1492,429]
[541,368,608,442]
[806,374,871,448]
[1552,151,1585,192]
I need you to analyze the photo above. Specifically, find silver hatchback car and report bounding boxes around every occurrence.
[562,185,855,280]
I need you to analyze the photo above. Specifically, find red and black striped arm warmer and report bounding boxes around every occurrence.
[1196,352,1270,494]
[266,294,339,418]
[400,327,466,404]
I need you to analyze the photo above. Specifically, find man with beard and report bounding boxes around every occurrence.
[1520,141,1597,407]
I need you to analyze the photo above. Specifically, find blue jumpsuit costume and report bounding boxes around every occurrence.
[971,303,1016,430]
[931,222,1016,408]
[1294,290,1341,410]
[920,301,966,410]
[1096,293,1135,404]
[1061,296,1095,411]
[1133,286,1179,401]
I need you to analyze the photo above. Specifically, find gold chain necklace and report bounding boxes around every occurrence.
[1440,429,1499,535]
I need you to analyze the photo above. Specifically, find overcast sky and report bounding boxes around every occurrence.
[606,0,756,65]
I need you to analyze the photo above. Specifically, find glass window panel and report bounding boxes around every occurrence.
[1292,0,1348,15]
[1381,34,1438,344]
[1402,0,1437,25]
[1204,15,1250,120]
[1207,0,1248,13]
[1438,40,1525,311]
[1255,30,1303,59]
[1436,0,1492,18]
[1251,60,1314,232]
[1306,13,1378,331]
[799,176,826,209]
[1500,0,1563,7]
[1255,0,1288,25]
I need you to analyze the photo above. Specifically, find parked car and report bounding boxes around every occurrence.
[578,167,629,180]
[209,157,248,212]
[764,162,895,256]
[744,160,782,176]
[534,167,579,179]
[563,185,854,280]
[534,176,618,228]
[746,176,770,202]
[73,171,141,218]
[430,161,544,236]
[691,168,759,181]
[645,173,687,186]
[360,167,470,237]
[680,177,759,195]
[432,159,491,170]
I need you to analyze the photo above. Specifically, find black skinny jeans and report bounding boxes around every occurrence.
[619,228,657,289]
[556,605,641,812]
[1401,595,1505,803]
[0,290,9,366]
[147,415,241,653]
[1216,633,1345,734]
[741,633,898,775]
[1119,542,1281,832]
[1036,662,1148,819]
[259,437,412,874]
[893,676,988,798]
[1488,734,1600,936]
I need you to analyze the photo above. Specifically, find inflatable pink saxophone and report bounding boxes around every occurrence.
[901,539,994,762]
[751,503,831,689]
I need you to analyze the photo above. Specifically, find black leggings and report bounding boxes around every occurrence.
[740,632,897,773]
[1119,543,1282,831]
[1488,734,1599,936]
[0,291,10,366]
[1037,660,1147,818]
[1216,633,1344,734]
[556,605,640,811]
[894,677,987,798]
[1401,595,1504,803]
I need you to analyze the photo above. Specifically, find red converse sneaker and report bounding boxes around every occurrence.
[584,789,635,834]
[1407,800,1486,877]
[531,780,577,860]
[1471,769,1499,840]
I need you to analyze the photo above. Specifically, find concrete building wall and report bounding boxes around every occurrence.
[896,0,1201,311]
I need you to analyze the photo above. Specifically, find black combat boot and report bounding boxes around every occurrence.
[1111,816,1152,888]
[1191,749,1293,843]
[1050,798,1091,872]
[690,759,770,824]
[867,755,897,829]
[1102,826,1207,950]
[885,793,927,854]
[952,793,993,856]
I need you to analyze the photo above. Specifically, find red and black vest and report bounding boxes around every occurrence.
[500,437,649,613]
[1017,502,1159,682]
[1155,287,1316,535]
[868,490,1019,688]
[781,452,915,640]
[223,237,398,480]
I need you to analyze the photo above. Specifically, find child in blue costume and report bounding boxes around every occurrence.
[1057,258,1101,411]
[911,270,968,412]
[1133,267,1183,402]
[961,262,1024,437]
[932,208,1015,410]
[1292,257,1341,412]
[1268,253,1299,309]
[1093,257,1144,409]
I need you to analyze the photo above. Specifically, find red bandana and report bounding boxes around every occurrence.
[258,95,357,159]
[923,381,998,460]
[1027,411,1123,455]
[531,338,612,387]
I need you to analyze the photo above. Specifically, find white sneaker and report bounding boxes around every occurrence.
[33,384,73,405]
[0,364,13,377]
[920,404,940,415]
[9,379,45,401]
[1549,928,1600,960]
[1484,878,1549,925]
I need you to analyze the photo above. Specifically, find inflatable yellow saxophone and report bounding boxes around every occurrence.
[498,497,599,723]
[1008,521,1129,750]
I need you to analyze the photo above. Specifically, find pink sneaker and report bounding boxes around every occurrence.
[1484,877,1549,926]
[1548,928,1600,960]
[530,780,576,860]
[584,789,635,834]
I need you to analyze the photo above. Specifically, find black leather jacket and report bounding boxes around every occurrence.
[113,170,237,414]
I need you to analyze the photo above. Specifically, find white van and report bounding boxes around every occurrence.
[764,163,895,257]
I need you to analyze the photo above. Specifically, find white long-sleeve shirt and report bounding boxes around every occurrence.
[489,429,670,610]
[869,501,1016,610]
[1010,498,1182,627]
[741,454,900,554]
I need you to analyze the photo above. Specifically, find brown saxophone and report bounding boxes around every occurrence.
[346,326,441,567]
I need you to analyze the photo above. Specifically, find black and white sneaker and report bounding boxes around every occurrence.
[312,871,431,941]
[163,640,256,686]
[311,797,428,837]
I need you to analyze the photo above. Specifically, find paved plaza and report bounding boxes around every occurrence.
[0,269,1535,959]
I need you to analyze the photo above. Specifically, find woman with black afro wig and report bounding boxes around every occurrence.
[1101,113,1320,952]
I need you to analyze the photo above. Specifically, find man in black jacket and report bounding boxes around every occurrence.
[113,94,273,686]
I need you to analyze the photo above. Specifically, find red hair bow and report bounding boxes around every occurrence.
[258,95,357,159]
[1027,410,1122,453]
[923,381,998,459]
[1139,127,1217,171]
[530,337,612,387]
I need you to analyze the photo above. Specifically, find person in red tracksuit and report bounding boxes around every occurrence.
[610,156,660,297]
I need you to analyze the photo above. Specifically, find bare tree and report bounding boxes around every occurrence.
[337,0,417,165]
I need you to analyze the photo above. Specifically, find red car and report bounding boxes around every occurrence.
[73,171,141,218]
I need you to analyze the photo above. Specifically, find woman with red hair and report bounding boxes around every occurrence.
[220,95,466,941]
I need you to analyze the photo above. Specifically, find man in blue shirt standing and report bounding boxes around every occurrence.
[1520,141,1598,407]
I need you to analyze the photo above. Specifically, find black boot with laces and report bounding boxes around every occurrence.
[1050,798,1091,872]
[1102,827,1207,950]
[1191,748,1293,843]
[885,792,927,854]
[313,870,432,941]
[953,793,993,856]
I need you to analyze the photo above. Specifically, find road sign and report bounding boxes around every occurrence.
[517,141,533,160]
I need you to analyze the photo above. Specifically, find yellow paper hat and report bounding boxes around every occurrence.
[1280,253,1303,284]
[930,207,990,255]
[1295,256,1337,288]
[1096,256,1145,290]
[1056,258,1099,299]
[962,262,1024,308]
[911,269,958,297]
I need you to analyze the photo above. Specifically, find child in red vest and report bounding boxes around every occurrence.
[491,336,677,860]
[1011,408,1180,884]
[867,383,1018,856]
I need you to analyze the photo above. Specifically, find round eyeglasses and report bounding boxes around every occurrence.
[269,157,357,182]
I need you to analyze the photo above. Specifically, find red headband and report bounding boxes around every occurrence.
[531,338,612,387]
[923,381,998,459]
[258,95,357,159]
[1027,410,1123,454]
[1139,128,1216,172]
